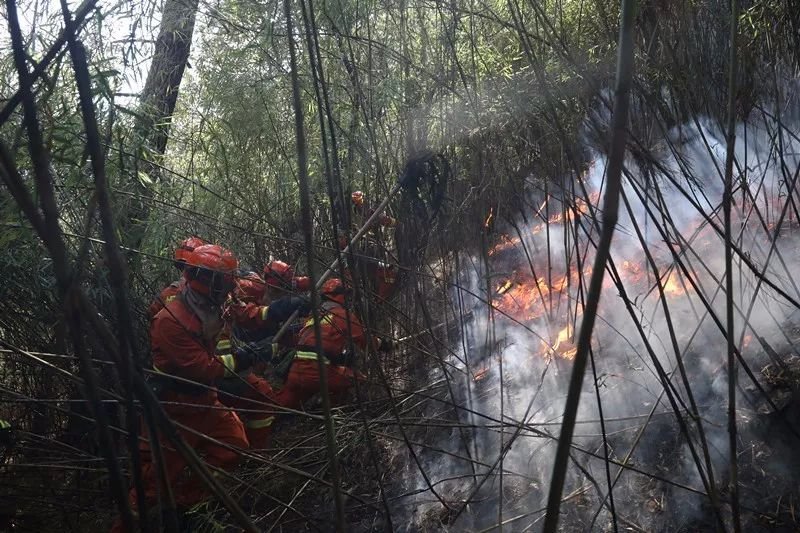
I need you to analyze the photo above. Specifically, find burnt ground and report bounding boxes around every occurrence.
[171,351,800,532]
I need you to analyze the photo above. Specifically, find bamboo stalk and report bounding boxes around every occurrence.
[57,5,151,528]
[283,0,346,527]
[723,0,742,528]
[541,1,636,529]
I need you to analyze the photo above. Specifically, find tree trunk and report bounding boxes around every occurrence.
[137,0,200,156]
[122,0,200,250]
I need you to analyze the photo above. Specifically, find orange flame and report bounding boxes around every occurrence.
[497,279,513,295]
[554,324,577,359]
[474,367,490,382]
[541,323,578,360]
[486,188,703,364]
[662,271,685,297]
[488,234,520,256]
[551,275,569,292]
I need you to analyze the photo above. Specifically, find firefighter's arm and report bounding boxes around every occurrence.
[363,204,396,228]
[341,311,382,352]
[378,213,397,227]
[355,333,390,354]
[153,316,226,383]
[350,313,391,353]
[266,296,310,323]
[225,301,270,329]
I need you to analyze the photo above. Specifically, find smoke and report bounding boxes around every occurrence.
[388,109,800,531]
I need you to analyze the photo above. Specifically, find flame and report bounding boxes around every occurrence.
[485,188,709,363]
[662,271,685,297]
[473,367,490,382]
[540,322,578,360]
[551,275,569,292]
[497,279,513,295]
[482,166,791,369]
[490,265,593,324]
[567,197,591,222]
[488,234,520,256]
[484,207,494,230]
[622,260,642,276]
[555,324,573,345]
[554,323,578,359]
[493,276,549,321]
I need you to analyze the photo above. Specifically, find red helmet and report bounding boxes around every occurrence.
[235,272,266,302]
[293,276,311,292]
[320,278,349,304]
[184,244,238,304]
[263,260,294,288]
[351,190,364,207]
[174,236,207,269]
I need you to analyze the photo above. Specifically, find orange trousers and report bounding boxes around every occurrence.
[275,359,359,410]
[218,373,279,450]
[111,391,248,533]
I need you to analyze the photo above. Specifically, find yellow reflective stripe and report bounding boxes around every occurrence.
[216,339,232,355]
[303,313,335,329]
[245,416,275,429]
[219,354,236,377]
[260,306,269,321]
[0,420,10,429]
[294,351,328,363]
[164,295,176,304]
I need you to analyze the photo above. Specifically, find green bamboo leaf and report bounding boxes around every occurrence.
[138,171,154,186]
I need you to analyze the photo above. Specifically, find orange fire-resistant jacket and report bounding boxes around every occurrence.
[225,296,309,333]
[150,296,230,398]
[296,300,378,356]
[148,278,185,319]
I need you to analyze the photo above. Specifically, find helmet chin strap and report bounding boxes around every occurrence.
[187,267,233,305]
[210,274,235,305]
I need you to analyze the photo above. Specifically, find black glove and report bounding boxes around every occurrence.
[232,348,256,372]
[378,338,393,353]
[237,338,275,365]
[267,296,311,322]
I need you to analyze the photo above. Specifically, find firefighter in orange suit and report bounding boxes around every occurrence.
[275,278,390,409]
[217,272,283,450]
[225,260,311,334]
[147,236,207,319]
[112,244,256,532]
[264,259,311,295]
[350,190,397,228]
[339,191,398,301]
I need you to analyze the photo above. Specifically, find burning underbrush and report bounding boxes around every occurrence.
[388,117,800,531]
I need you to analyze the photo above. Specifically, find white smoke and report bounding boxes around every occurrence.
[389,111,800,531]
